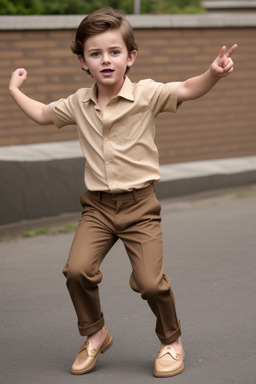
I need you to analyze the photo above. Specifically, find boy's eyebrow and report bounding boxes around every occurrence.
[87,45,123,52]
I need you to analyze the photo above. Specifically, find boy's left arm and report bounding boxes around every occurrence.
[177,44,238,103]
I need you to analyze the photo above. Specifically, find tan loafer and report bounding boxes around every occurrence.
[154,345,185,377]
[71,328,113,375]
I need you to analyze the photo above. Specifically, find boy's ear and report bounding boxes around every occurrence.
[127,50,137,69]
[78,55,88,71]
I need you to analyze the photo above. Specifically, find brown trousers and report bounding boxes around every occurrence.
[63,184,181,345]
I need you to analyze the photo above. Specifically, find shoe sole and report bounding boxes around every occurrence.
[71,336,113,375]
[153,363,184,377]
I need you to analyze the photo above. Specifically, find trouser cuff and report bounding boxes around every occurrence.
[78,313,105,336]
[156,320,181,345]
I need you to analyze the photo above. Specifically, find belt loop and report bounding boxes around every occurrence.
[133,189,138,203]
[97,191,102,201]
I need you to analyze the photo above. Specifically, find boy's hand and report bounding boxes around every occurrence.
[210,44,238,78]
[9,68,53,125]
[9,68,28,91]
[177,44,238,102]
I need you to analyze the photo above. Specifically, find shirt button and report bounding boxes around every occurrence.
[105,161,110,165]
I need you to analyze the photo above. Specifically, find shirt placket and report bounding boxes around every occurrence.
[102,108,115,190]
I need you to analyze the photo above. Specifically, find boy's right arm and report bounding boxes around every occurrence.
[9,68,53,125]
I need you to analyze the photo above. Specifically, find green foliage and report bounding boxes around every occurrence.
[150,0,204,14]
[0,0,204,15]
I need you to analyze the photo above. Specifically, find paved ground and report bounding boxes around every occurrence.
[1,186,256,384]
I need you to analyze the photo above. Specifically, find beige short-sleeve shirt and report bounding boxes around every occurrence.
[48,76,181,192]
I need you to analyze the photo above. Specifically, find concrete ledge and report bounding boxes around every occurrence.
[155,156,256,199]
[1,13,256,30]
[0,157,84,225]
[1,141,256,226]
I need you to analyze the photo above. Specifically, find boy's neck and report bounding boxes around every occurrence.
[96,77,125,112]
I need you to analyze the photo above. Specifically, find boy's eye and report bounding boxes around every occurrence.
[111,50,120,56]
[91,52,100,57]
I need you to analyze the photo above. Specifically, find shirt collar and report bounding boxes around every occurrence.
[82,76,134,104]
[118,76,134,101]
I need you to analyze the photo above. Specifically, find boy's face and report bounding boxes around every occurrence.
[79,28,137,91]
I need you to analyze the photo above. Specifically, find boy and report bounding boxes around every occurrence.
[9,7,237,378]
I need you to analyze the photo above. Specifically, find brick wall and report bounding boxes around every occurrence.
[1,16,256,164]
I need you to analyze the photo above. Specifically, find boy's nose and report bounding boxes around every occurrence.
[102,53,111,64]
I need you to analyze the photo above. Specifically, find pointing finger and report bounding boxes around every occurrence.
[226,44,238,58]
[218,45,226,58]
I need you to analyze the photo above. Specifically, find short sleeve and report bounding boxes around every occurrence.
[138,79,182,116]
[48,94,76,129]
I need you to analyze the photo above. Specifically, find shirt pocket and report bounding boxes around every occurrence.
[110,112,146,142]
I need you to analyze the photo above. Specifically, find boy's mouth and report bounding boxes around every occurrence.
[101,69,114,75]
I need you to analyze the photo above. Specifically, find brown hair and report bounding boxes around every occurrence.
[71,7,138,73]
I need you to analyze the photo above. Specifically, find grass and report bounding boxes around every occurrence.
[234,191,250,199]
[23,228,49,237]
[23,224,77,238]
[50,224,78,235]
[1,237,12,243]
[0,223,78,243]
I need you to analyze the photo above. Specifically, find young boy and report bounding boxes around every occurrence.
[9,7,237,378]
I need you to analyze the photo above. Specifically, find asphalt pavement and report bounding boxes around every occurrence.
[1,186,256,384]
